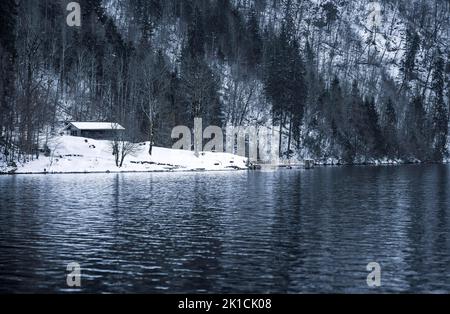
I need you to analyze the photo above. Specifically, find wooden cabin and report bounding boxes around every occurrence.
[64,122,125,140]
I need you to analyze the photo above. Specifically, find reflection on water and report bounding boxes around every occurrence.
[0,165,450,293]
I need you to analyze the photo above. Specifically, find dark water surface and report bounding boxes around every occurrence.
[1,165,450,293]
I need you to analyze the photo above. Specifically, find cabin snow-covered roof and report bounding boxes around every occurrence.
[66,122,125,131]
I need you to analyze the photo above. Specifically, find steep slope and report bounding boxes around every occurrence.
[1,0,449,166]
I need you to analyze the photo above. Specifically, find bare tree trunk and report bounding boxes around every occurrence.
[120,147,126,167]
[287,114,293,160]
[149,124,154,155]
[278,113,284,159]
[193,117,201,157]
[148,101,154,156]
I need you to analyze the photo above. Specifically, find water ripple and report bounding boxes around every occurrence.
[1,165,450,293]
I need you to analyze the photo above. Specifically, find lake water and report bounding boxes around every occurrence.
[1,165,450,293]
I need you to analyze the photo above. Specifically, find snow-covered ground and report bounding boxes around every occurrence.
[0,136,248,174]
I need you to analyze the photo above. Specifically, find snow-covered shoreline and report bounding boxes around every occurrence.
[1,135,449,175]
[0,136,248,175]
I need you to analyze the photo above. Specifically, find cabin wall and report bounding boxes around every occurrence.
[79,130,120,140]
[65,124,124,140]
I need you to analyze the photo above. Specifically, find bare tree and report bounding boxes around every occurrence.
[135,52,169,155]
[180,56,221,157]
[111,139,140,168]
[110,124,140,168]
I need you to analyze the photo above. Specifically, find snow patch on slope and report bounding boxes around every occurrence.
[1,136,247,174]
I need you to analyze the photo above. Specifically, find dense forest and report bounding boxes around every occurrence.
[0,0,449,164]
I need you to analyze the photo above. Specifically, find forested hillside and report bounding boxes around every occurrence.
[1,0,449,164]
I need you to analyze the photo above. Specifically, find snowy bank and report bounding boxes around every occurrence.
[312,157,409,166]
[1,136,248,174]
